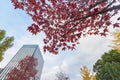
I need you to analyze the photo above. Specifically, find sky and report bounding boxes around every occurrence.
[0,0,117,80]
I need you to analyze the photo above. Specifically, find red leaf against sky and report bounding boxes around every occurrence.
[113,23,120,28]
[11,0,120,54]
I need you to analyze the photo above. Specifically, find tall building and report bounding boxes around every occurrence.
[0,45,44,80]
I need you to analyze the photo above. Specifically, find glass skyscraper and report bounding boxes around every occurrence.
[0,45,44,80]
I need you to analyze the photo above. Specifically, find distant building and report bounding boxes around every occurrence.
[0,45,44,80]
[0,68,3,74]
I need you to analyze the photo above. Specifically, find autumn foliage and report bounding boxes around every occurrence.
[80,66,96,80]
[6,56,39,80]
[11,0,120,54]
[111,30,120,53]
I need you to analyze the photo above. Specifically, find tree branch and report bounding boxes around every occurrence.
[63,5,120,37]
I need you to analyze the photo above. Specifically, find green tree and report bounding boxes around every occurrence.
[93,50,120,80]
[0,30,14,61]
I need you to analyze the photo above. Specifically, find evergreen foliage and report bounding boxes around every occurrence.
[93,50,120,80]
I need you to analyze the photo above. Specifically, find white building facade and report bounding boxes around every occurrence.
[0,45,44,80]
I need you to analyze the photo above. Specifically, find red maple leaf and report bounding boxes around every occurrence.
[11,0,120,54]
[113,23,120,28]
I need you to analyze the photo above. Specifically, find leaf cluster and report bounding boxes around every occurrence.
[11,0,120,54]
[93,50,120,80]
[80,66,96,80]
[0,30,14,61]
[6,56,39,80]
[111,30,120,53]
